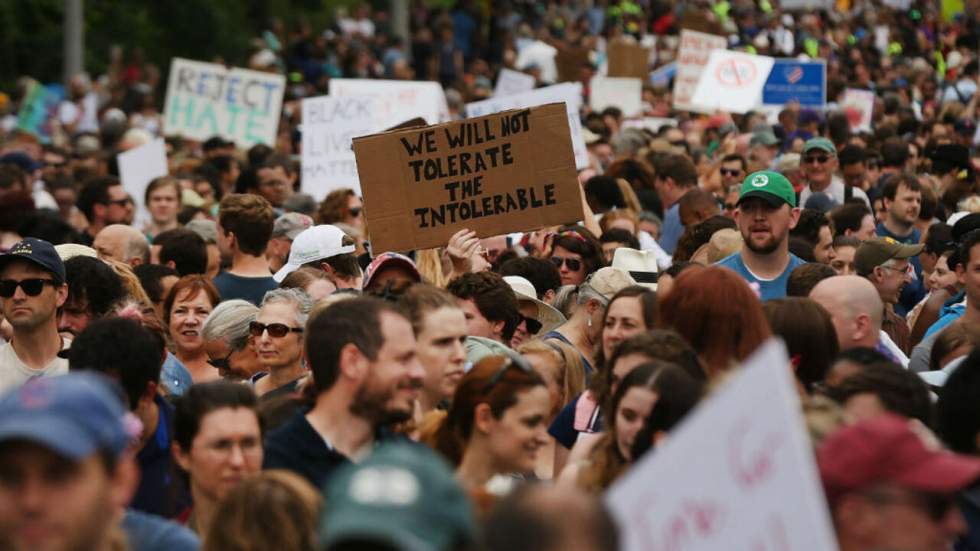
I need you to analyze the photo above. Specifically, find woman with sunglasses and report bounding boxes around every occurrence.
[173,381,264,539]
[316,188,364,230]
[250,288,312,399]
[422,355,550,513]
[165,275,221,383]
[548,227,605,286]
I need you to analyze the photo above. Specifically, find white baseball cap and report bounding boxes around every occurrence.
[273,225,356,282]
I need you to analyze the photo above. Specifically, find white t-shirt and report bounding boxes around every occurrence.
[800,176,870,209]
[0,338,70,395]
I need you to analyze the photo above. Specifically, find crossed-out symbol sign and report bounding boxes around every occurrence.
[715,58,758,87]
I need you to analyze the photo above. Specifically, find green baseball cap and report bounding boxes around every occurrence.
[803,137,836,155]
[738,170,797,208]
[854,237,924,276]
[319,443,477,551]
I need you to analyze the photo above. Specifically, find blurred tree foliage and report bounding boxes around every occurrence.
[0,0,373,90]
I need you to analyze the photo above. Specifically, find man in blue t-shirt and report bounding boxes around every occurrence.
[874,173,925,316]
[717,170,806,301]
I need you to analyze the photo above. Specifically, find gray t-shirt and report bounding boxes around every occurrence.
[0,338,69,395]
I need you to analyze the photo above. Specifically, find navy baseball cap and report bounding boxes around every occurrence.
[0,373,137,459]
[0,238,67,283]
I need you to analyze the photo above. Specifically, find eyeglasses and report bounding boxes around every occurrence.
[880,263,913,276]
[349,207,362,217]
[0,278,57,298]
[248,322,303,338]
[207,349,234,371]
[720,168,742,177]
[108,197,133,206]
[803,155,831,165]
[482,355,535,394]
[550,256,582,272]
[521,315,543,335]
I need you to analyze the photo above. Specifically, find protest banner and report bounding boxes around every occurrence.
[516,40,559,84]
[606,338,838,551]
[690,50,775,114]
[622,117,677,133]
[301,95,392,199]
[591,77,644,117]
[762,59,826,109]
[673,30,727,112]
[607,40,652,79]
[494,68,536,97]
[466,83,589,170]
[353,103,584,254]
[841,88,875,132]
[329,78,450,125]
[163,58,285,148]
[780,0,834,8]
[555,46,591,83]
[117,138,168,221]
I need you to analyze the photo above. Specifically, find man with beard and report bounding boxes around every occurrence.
[876,173,926,315]
[718,171,804,301]
[263,297,425,488]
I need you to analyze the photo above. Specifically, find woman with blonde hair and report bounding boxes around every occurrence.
[202,470,321,551]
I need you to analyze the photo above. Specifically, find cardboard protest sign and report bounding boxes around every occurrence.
[555,46,591,83]
[606,339,838,551]
[466,83,589,170]
[673,30,727,113]
[590,77,644,117]
[494,68,536,97]
[163,58,285,148]
[117,138,168,221]
[353,103,583,254]
[690,50,775,114]
[301,95,392,199]
[762,59,826,109]
[841,88,875,132]
[607,40,652,79]
[329,78,450,125]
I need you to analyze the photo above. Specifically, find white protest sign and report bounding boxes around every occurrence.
[622,117,677,133]
[494,68,536,97]
[841,89,875,133]
[690,50,775,114]
[163,58,285,148]
[465,83,588,170]
[301,95,392,199]
[117,138,168,220]
[673,30,727,113]
[590,76,644,117]
[779,0,834,8]
[606,338,838,551]
[515,40,558,84]
[329,79,450,125]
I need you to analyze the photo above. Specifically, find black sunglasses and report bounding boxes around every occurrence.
[206,349,234,371]
[107,198,133,206]
[522,315,543,335]
[550,256,582,272]
[349,207,362,217]
[482,355,535,394]
[0,278,57,298]
[720,168,742,176]
[803,155,831,165]
[248,322,303,338]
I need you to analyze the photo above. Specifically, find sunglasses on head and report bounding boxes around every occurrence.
[206,350,233,371]
[482,355,535,394]
[803,154,831,165]
[0,278,57,298]
[550,256,582,272]
[720,168,742,177]
[248,322,303,338]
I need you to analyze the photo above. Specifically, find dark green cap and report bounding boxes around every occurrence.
[803,137,836,155]
[738,170,797,208]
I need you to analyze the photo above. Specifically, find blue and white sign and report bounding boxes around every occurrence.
[762,59,826,109]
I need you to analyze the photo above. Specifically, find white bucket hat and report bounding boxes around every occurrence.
[503,276,566,335]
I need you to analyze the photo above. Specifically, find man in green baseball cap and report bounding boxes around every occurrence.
[799,137,871,209]
[717,170,805,301]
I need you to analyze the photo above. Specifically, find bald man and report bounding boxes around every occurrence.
[809,275,907,366]
[92,224,150,267]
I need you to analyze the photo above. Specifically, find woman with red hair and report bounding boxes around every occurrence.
[657,266,771,378]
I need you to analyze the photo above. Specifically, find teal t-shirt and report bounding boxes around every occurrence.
[716,252,806,301]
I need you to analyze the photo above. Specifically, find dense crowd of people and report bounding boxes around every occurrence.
[0,1,979,551]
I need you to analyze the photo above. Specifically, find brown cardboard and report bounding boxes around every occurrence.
[354,103,583,254]
[608,41,652,79]
[555,47,591,83]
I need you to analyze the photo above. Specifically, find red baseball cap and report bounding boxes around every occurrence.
[818,414,980,503]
